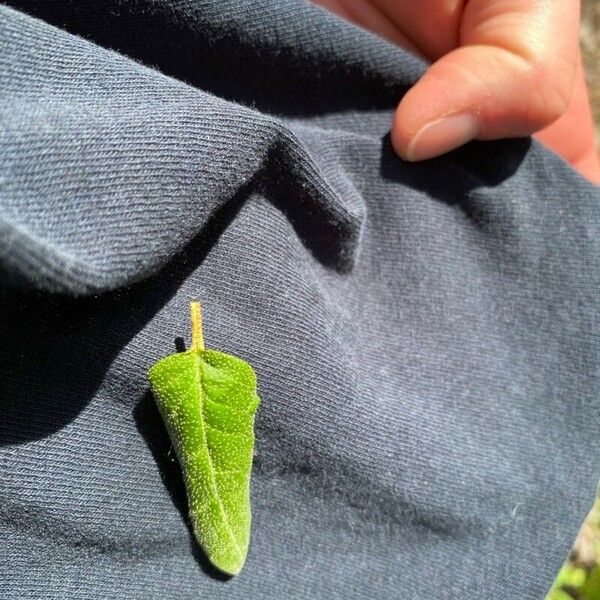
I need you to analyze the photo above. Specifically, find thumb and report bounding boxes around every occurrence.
[392,0,581,162]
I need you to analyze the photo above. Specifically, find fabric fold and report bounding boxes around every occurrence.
[0,5,365,294]
[1,2,599,599]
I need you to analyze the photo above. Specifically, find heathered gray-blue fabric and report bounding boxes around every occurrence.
[0,1,599,598]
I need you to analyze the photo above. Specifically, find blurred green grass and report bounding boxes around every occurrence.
[547,498,600,599]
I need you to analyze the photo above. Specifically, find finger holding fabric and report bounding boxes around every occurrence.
[313,0,600,183]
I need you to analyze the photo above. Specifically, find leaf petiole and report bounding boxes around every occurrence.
[190,301,204,352]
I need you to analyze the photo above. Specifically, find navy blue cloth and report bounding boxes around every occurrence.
[1,2,599,598]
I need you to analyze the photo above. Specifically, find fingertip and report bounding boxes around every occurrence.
[390,112,411,161]
[392,100,480,162]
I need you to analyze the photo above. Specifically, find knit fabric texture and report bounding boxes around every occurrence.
[1,2,599,598]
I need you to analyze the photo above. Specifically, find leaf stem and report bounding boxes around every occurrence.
[190,301,204,352]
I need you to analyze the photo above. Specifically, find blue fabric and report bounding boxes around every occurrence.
[1,2,599,598]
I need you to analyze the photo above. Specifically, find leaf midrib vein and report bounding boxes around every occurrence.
[193,353,243,562]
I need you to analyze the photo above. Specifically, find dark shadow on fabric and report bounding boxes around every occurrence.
[0,129,360,447]
[262,142,362,273]
[379,134,531,207]
[0,184,248,447]
[254,423,468,537]
[174,336,187,353]
[5,0,412,117]
[133,390,232,582]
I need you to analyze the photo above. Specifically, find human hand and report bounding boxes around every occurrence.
[313,0,600,183]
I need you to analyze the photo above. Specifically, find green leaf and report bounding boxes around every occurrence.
[581,565,600,600]
[555,564,587,589]
[546,589,575,600]
[148,303,260,575]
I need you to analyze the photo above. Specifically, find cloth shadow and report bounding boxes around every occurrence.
[0,185,247,447]
[0,127,360,446]
[0,136,530,449]
[380,133,532,206]
[5,0,415,118]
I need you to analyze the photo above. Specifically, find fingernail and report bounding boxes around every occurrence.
[405,113,479,161]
